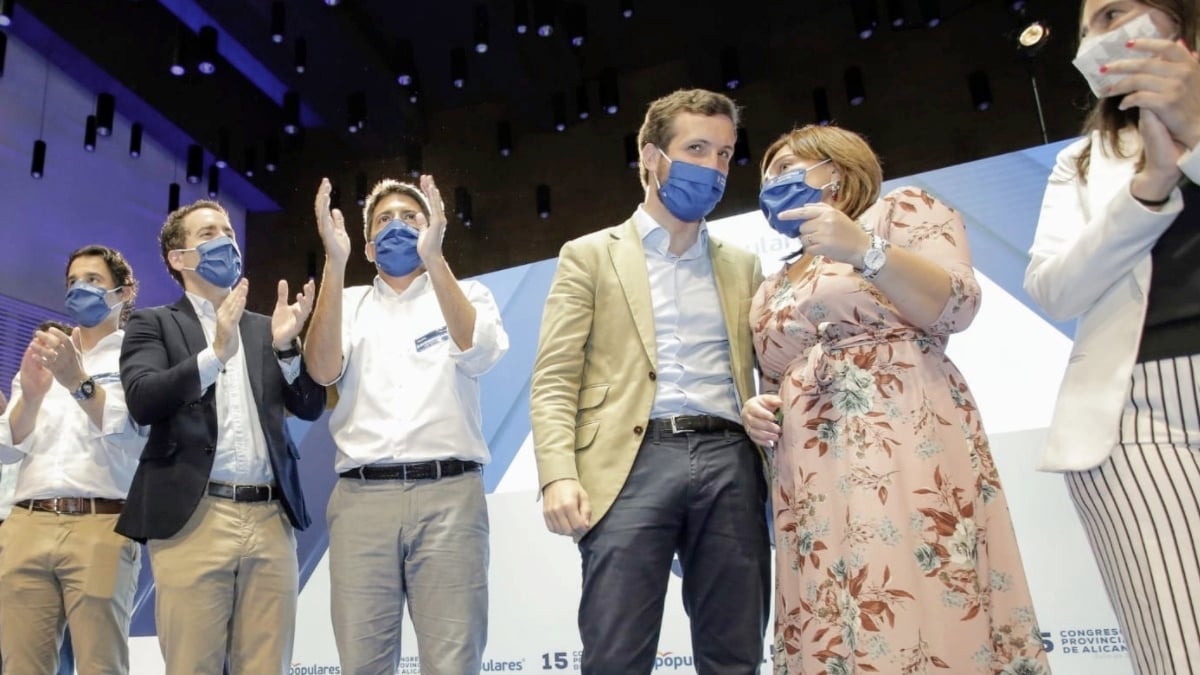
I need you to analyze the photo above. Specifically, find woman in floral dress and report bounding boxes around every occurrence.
[741,125,1050,675]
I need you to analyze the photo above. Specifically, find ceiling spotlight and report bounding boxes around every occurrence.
[968,70,992,111]
[620,0,633,19]
[186,144,203,183]
[564,3,586,47]
[600,70,619,115]
[215,128,230,168]
[197,26,219,75]
[720,47,741,90]
[451,47,467,89]
[168,26,189,76]
[553,92,567,131]
[295,37,307,74]
[1017,21,1051,55]
[0,0,13,27]
[270,2,285,43]
[536,184,551,219]
[347,91,366,133]
[0,32,8,77]
[474,5,490,53]
[918,0,941,27]
[324,0,339,6]
[406,143,422,178]
[454,186,473,227]
[244,147,256,177]
[734,127,750,166]
[533,0,554,37]
[129,123,143,158]
[355,172,368,207]
[168,182,181,212]
[393,40,416,86]
[514,0,530,34]
[851,0,878,39]
[207,164,220,198]
[498,120,513,157]
[624,133,638,169]
[813,87,831,125]
[31,139,46,179]
[577,84,590,120]
[844,66,866,106]
[283,90,300,135]
[83,115,97,152]
[887,0,906,27]
[95,93,115,137]
[408,74,421,103]
[264,137,279,172]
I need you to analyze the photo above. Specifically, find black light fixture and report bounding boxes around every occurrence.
[295,37,307,74]
[168,182,181,212]
[919,0,941,27]
[92,93,115,136]
[620,0,633,19]
[207,164,220,198]
[600,70,619,115]
[734,127,750,166]
[0,32,7,78]
[215,128,230,168]
[514,0,530,34]
[31,140,46,179]
[887,0,906,27]
[474,4,490,53]
[720,47,740,90]
[244,147,257,177]
[564,3,586,47]
[355,172,368,207]
[536,184,551,219]
[264,136,279,172]
[577,84,590,120]
[393,39,415,85]
[624,133,638,169]
[0,0,13,27]
[451,47,467,89]
[813,87,831,125]
[270,1,286,43]
[169,26,189,76]
[408,73,421,103]
[552,92,567,132]
[844,66,866,106]
[851,0,878,39]
[186,144,203,183]
[1017,20,1051,56]
[968,70,992,111]
[455,186,473,227]
[197,26,218,75]
[347,91,366,133]
[406,143,422,178]
[533,0,554,36]
[498,120,512,157]
[283,90,300,134]
[129,123,144,158]
[83,115,97,152]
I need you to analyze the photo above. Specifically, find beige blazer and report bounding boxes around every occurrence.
[531,218,763,529]
[1025,130,1200,471]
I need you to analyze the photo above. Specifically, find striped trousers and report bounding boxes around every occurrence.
[1066,355,1200,675]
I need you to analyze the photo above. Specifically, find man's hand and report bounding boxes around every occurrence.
[272,278,316,349]
[31,327,86,391]
[315,178,352,267]
[214,279,248,364]
[415,174,448,267]
[542,478,592,537]
[18,339,55,401]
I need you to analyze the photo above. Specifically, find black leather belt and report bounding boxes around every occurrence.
[206,481,278,502]
[16,497,125,515]
[339,460,481,481]
[647,415,744,435]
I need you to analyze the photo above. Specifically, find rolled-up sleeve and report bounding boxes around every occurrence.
[449,280,509,378]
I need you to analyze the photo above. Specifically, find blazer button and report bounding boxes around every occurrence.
[648,371,656,381]
[204,445,215,455]
[634,425,644,435]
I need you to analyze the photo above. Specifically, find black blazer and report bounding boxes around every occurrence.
[116,296,326,541]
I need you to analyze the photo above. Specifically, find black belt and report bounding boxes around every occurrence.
[340,460,481,481]
[206,481,278,502]
[647,415,744,435]
[16,497,125,515]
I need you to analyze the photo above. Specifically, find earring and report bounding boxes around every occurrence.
[830,181,841,198]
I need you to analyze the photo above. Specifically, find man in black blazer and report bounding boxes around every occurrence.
[117,199,325,675]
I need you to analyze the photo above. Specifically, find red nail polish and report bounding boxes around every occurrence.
[1100,65,1109,73]
[1126,39,1135,48]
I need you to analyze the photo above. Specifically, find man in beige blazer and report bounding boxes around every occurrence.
[531,89,769,674]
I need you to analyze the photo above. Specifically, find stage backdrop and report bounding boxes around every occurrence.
[111,138,1131,674]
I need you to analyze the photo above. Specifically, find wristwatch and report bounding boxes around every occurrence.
[273,338,301,360]
[71,376,96,401]
[861,235,890,281]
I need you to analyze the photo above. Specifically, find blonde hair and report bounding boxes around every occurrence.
[636,89,740,188]
[760,125,882,220]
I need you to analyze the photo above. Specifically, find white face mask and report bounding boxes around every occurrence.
[1072,12,1164,98]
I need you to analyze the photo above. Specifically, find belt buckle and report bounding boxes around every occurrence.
[669,416,692,434]
[265,484,272,501]
[434,461,442,480]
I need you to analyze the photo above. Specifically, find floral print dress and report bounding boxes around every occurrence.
[751,187,1050,675]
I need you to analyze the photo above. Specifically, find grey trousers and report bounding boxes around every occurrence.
[327,469,489,675]
[578,427,771,675]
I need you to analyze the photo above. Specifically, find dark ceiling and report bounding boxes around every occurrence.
[7,0,1093,309]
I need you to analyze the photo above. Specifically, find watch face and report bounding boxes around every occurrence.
[864,247,886,270]
[74,378,96,400]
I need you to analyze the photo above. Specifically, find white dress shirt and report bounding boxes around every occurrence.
[634,206,741,423]
[0,330,144,501]
[0,462,20,519]
[327,274,509,472]
[188,292,301,485]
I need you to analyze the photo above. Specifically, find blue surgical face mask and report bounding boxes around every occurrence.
[653,148,726,222]
[65,281,124,328]
[178,236,243,289]
[373,219,423,277]
[758,158,834,238]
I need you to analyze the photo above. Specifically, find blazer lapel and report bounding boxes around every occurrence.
[1088,130,1152,294]
[708,238,745,378]
[241,314,267,412]
[169,296,210,357]
[607,219,656,365]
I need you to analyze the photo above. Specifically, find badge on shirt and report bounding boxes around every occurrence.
[414,326,450,352]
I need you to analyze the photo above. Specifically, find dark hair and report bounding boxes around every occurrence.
[65,245,138,326]
[636,89,741,188]
[160,199,230,286]
[362,179,432,242]
[1075,0,1198,178]
[36,319,72,335]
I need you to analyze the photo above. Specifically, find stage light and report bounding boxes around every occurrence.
[1017,21,1051,55]
[244,147,257,177]
[455,187,472,227]
[283,91,300,134]
[968,70,992,111]
[451,47,467,88]
[393,40,415,85]
[564,3,586,47]
[348,91,366,133]
[270,2,285,43]
[207,164,220,198]
[197,26,218,75]
[295,37,307,74]
[721,47,740,90]
[514,0,530,34]
[31,140,46,179]
[355,172,368,207]
[406,143,422,178]
[95,93,115,136]
[577,84,590,120]
[851,0,878,39]
[84,115,97,152]
[533,0,554,37]
[887,0,906,27]
[129,123,143,158]
[620,0,633,19]
[813,87,831,125]
[264,137,279,172]
[919,0,941,27]
[169,27,189,76]
[624,133,638,169]
[0,0,13,27]
[844,66,865,106]
[474,5,489,53]
[553,92,567,132]
[186,144,203,183]
[168,182,181,212]
[734,127,750,166]
[215,128,230,168]
[536,184,551,219]
[600,71,619,114]
[498,121,512,157]
[0,32,7,77]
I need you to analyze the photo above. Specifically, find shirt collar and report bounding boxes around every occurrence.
[184,290,217,320]
[633,205,709,259]
[373,271,429,300]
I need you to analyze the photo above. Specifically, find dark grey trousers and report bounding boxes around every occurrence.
[578,427,771,675]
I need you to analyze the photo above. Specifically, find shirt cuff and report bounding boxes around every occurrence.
[88,388,131,439]
[277,354,302,384]
[197,347,222,391]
